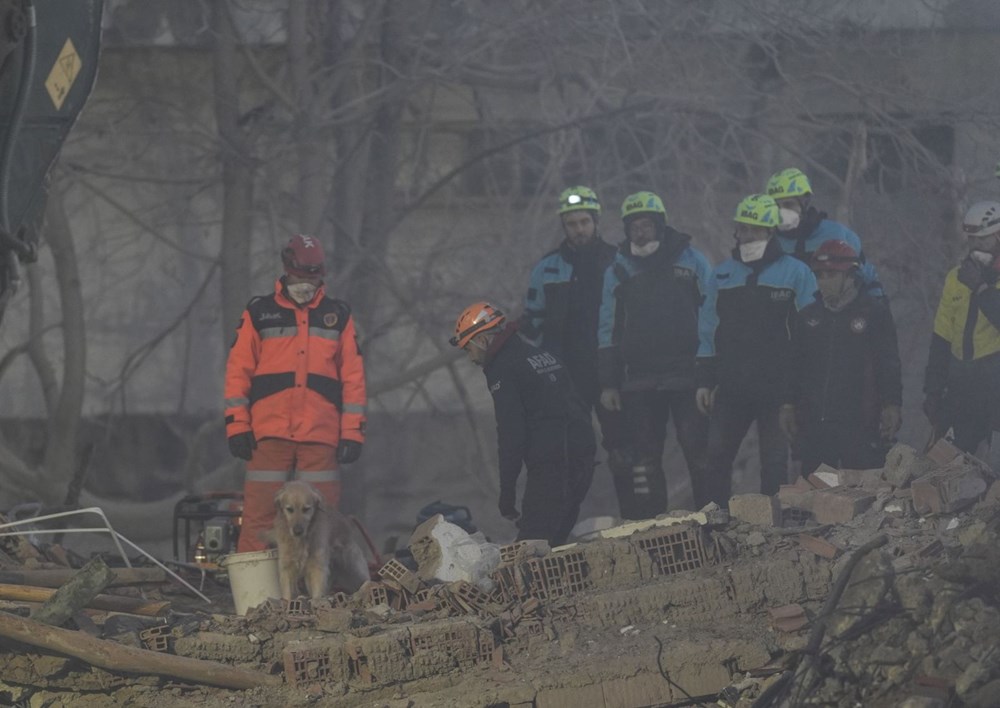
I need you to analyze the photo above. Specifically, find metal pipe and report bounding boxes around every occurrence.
[0,507,212,604]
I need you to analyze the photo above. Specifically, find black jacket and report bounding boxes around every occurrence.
[520,237,617,404]
[597,228,710,391]
[697,239,818,403]
[790,289,902,426]
[483,326,595,502]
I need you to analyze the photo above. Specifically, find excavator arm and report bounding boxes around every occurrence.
[0,0,102,324]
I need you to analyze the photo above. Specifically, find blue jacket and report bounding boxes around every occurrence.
[697,238,817,402]
[598,228,711,391]
[776,206,883,297]
[520,237,617,404]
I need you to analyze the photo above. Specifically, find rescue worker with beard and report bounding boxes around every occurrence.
[520,186,625,485]
[696,194,817,506]
[786,240,902,476]
[765,168,885,299]
[225,234,367,552]
[597,191,711,516]
[452,302,595,546]
[924,201,1000,454]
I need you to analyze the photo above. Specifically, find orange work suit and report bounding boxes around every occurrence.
[224,279,367,552]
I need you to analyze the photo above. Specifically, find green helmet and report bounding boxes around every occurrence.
[558,186,601,215]
[734,194,780,228]
[620,191,667,221]
[765,168,813,200]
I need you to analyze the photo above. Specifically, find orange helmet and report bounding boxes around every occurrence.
[450,302,506,348]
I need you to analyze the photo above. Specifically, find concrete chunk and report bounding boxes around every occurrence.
[768,603,808,632]
[728,494,782,526]
[884,443,934,488]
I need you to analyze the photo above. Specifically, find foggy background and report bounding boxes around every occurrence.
[1,0,999,551]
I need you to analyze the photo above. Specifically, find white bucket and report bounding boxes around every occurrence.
[219,549,281,615]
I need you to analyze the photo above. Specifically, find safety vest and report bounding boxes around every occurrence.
[933,267,1000,362]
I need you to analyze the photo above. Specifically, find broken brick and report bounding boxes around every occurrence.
[911,464,988,515]
[809,488,875,524]
[837,468,885,488]
[778,476,814,500]
[797,534,842,559]
[808,464,840,488]
[925,438,962,467]
[728,493,782,527]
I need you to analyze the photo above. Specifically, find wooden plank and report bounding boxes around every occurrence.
[0,611,280,689]
[0,584,169,616]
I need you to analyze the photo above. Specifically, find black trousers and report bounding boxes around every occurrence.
[936,356,1000,453]
[612,388,709,519]
[703,388,788,507]
[517,452,595,547]
[799,420,885,477]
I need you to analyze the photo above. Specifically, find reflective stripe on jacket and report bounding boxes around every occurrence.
[224,279,367,445]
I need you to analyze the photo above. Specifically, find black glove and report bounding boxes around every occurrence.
[228,431,256,461]
[498,489,519,521]
[336,439,363,464]
[957,257,986,292]
[922,393,944,428]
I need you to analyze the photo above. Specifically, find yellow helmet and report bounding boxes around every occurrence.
[734,194,781,228]
[620,191,667,221]
[765,168,812,200]
[558,186,601,215]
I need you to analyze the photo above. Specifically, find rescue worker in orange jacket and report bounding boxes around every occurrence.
[225,234,367,553]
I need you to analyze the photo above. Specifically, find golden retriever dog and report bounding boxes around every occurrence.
[272,480,370,600]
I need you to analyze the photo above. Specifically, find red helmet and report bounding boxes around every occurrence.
[811,240,859,272]
[450,302,506,348]
[281,234,326,278]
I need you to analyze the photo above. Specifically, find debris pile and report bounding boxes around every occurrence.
[0,439,998,707]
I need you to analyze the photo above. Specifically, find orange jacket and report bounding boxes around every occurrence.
[224,280,367,446]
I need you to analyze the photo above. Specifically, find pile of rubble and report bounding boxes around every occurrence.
[0,439,998,707]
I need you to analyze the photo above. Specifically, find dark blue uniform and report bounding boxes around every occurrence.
[484,325,596,545]
[790,291,902,474]
[521,238,623,453]
[697,239,817,504]
[598,229,712,515]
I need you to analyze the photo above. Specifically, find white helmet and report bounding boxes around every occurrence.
[962,201,1000,237]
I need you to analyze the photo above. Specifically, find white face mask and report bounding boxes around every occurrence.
[287,282,318,304]
[739,240,769,263]
[777,208,800,232]
[630,240,661,258]
[970,249,995,266]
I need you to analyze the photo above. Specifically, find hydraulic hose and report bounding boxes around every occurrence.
[0,0,37,242]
